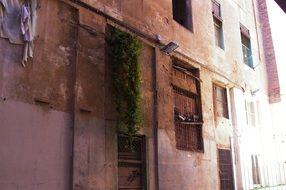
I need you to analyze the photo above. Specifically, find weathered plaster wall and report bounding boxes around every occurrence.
[72,9,107,190]
[80,0,266,87]
[0,100,72,190]
[0,0,273,190]
[0,0,77,189]
[74,0,270,189]
[155,49,224,190]
[1,0,158,189]
[72,8,158,189]
[0,0,78,111]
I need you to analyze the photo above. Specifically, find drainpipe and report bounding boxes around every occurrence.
[153,48,160,190]
[71,10,80,190]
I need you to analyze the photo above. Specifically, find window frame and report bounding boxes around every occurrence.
[245,101,257,127]
[240,24,254,68]
[212,1,224,49]
[172,0,193,31]
[212,0,222,20]
[213,84,229,120]
[214,17,224,49]
[218,148,235,190]
[172,63,204,152]
[117,134,147,189]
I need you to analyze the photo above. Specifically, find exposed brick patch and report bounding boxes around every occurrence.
[257,0,281,103]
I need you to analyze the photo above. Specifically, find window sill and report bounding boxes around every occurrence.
[118,159,142,164]
[173,20,194,33]
[216,45,225,52]
[176,146,204,153]
[243,63,256,74]
[175,121,203,125]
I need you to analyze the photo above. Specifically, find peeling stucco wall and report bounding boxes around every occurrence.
[0,1,77,189]
[0,0,273,190]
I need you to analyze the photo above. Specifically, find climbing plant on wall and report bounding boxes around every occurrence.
[109,27,143,147]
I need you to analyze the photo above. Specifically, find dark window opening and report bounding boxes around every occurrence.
[213,84,229,119]
[212,1,224,49]
[118,135,146,190]
[240,24,253,68]
[172,0,193,31]
[218,149,235,190]
[251,155,261,185]
[172,64,203,152]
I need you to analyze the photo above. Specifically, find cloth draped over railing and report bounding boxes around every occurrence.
[0,0,37,67]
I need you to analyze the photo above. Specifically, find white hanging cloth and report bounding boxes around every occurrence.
[0,0,37,67]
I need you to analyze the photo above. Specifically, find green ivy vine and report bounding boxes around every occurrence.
[109,27,143,147]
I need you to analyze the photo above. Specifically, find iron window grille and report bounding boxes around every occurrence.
[175,122,203,151]
[218,149,235,190]
[172,65,203,152]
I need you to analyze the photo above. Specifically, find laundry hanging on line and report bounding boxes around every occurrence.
[0,0,37,67]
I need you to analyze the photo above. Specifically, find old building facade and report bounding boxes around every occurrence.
[0,0,283,190]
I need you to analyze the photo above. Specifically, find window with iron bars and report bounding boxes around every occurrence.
[240,24,253,68]
[172,65,203,152]
[218,149,235,190]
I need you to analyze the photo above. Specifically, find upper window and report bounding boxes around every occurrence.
[246,101,256,127]
[172,0,193,31]
[212,1,224,49]
[240,24,253,68]
[212,0,222,19]
[172,63,203,152]
[213,84,229,119]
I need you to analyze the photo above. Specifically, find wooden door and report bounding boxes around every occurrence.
[218,149,235,190]
[118,135,146,190]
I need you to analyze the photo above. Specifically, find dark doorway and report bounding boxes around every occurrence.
[118,135,146,190]
[218,149,235,190]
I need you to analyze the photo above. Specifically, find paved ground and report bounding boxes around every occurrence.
[252,185,286,190]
